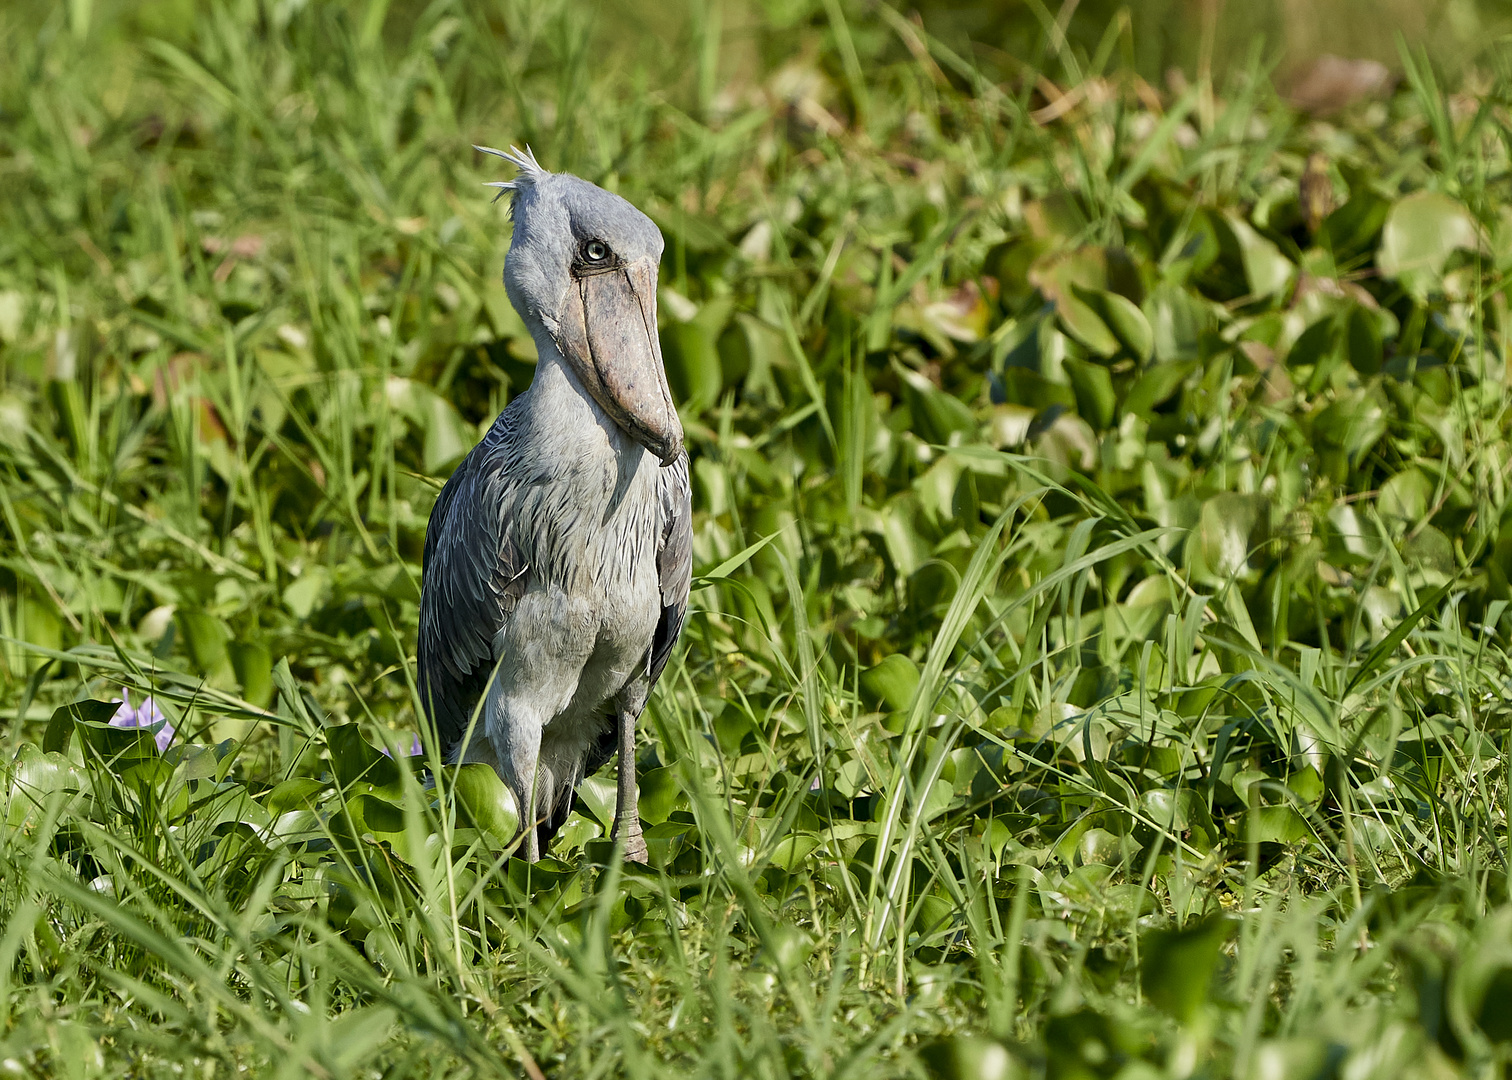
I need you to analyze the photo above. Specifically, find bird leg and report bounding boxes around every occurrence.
[495,701,544,863]
[614,708,647,863]
[524,781,541,863]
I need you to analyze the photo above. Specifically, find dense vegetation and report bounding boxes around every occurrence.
[6,1,1512,1076]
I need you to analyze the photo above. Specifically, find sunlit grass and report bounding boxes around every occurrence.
[5,0,1512,1077]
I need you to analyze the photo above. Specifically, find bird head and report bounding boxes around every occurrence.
[480,145,683,466]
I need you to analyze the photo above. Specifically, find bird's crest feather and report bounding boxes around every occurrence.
[474,144,549,206]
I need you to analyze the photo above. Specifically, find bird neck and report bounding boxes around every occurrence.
[522,336,641,463]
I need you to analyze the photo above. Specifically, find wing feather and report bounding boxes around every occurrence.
[648,452,693,689]
[417,421,527,754]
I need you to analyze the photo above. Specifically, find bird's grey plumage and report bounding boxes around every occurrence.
[417,146,691,862]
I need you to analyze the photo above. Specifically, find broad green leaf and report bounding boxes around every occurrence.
[177,610,231,677]
[6,744,88,829]
[1319,190,1390,258]
[1379,467,1433,527]
[897,364,978,445]
[1227,216,1294,298]
[228,641,272,708]
[328,724,402,797]
[1062,357,1117,429]
[1378,192,1481,298]
[265,777,327,814]
[1073,285,1153,359]
[1238,805,1311,844]
[573,774,617,830]
[1194,492,1269,583]
[1345,304,1384,374]
[662,319,723,413]
[44,698,118,754]
[451,762,520,844]
[1123,359,1195,418]
[637,765,682,825]
[1141,916,1231,1024]
[859,654,920,712]
[768,832,820,870]
[1056,297,1119,356]
[1076,827,1122,865]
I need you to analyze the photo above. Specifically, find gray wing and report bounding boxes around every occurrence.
[647,451,693,688]
[416,421,526,754]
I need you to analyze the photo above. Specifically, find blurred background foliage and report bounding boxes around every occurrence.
[7,0,1512,1076]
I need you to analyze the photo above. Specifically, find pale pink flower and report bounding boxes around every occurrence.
[109,688,175,752]
[380,733,423,759]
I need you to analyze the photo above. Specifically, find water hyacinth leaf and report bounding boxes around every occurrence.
[1062,357,1117,430]
[572,774,616,830]
[43,699,118,754]
[1123,360,1195,418]
[1072,284,1153,359]
[228,641,273,708]
[860,654,920,712]
[1077,827,1123,865]
[1056,296,1120,356]
[348,792,405,839]
[1238,805,1312,844]
[897,364,978,445]
[1313,388,1388,479]
[917,778,955,823]
[1377,192,1481,298]
[996,366,1076,413]
[662,319,723,414]
[1287,767,1325,805]
[1195,492,1270,583]
[1030,249,1120,356]
[176,609,232,679]
[644,819,695,868]
[1286,317,1338,370]
[74,718,164,767]
[328,724,402,797]
[1379,467,1433,528]
[1146,281,1206,361]
[768,832,821,870]
[451,763,520,844]
[1141,788,1193,831]
[1141,916,1232,1024]
[74,720,172,790]
[1227,216,1294,298]
[195,786,274,831]
[265,777,328,814]
[1319,189,1391,259]
[421,389,475,474]
[1346,304,1384,374]
[637,765,682,825]
[1404,525,1455,575]
[178,743,225,782]
[5,744,88,829]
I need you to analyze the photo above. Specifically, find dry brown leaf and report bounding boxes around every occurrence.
[1285,55,1392,116]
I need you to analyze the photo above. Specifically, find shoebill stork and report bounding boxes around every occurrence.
[417,146,692,863]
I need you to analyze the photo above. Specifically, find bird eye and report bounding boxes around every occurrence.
[584,239,609,262]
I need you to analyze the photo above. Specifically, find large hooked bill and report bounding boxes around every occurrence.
[557,256,683,466]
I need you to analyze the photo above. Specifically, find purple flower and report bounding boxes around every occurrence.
[109,689,174,752]
[380,733,423,759]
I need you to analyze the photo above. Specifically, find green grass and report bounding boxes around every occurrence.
[6,1,1512,1076]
